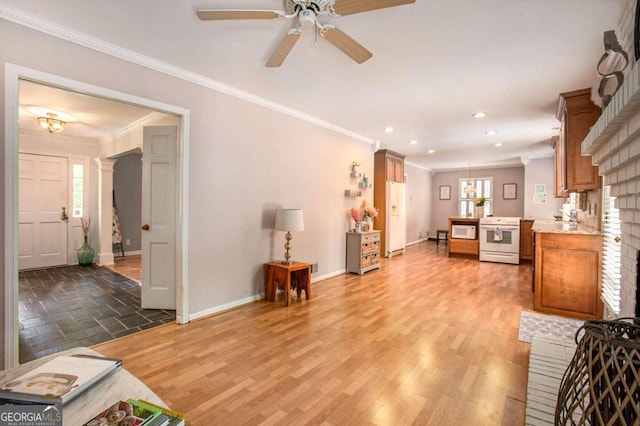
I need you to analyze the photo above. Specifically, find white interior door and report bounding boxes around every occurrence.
[18,154,68,270]
[141,126,177,309]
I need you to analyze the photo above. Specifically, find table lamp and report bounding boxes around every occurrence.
[274,209,304,265]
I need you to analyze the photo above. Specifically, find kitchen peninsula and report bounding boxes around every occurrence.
[531,220,603,319]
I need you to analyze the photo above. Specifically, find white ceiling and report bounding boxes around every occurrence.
[3,0,626,170]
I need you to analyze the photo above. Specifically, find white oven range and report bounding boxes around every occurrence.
[479,217,521,264]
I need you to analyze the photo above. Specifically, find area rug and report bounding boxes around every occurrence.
[518,310,584,343]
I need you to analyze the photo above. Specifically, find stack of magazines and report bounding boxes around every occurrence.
[0,353,185,425]
[83,399,185,426]
[0,354,122,405]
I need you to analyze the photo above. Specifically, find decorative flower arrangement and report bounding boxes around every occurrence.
[362,200,379,220]
[473,197,486,207]
[350,207,362,223]
[81,217,91,237]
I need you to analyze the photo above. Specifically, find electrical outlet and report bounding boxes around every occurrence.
[418,232,423,240]
[125,239,130,246]
[311,263,318,273]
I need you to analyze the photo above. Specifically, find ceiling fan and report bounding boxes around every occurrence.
[197,0,416,67]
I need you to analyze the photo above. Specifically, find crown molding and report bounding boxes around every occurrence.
[0,5,374,146]
[404,160,431,171]
[19,128,98,146]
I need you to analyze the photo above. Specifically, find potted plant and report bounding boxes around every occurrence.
[473,197,486,218]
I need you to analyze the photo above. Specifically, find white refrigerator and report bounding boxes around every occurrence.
[385,181,407,257]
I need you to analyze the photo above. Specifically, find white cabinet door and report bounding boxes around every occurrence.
[19,154,68,270]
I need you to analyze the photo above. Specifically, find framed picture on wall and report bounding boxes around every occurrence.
[439,185,451,200]
[503,183,517,200]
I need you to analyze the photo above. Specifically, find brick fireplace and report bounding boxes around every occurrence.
[584,61,640,318]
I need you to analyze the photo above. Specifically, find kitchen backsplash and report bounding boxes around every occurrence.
[571,190,601,230]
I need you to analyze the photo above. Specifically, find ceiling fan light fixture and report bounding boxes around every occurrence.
[298,9,316,26]
[37,113,66,134]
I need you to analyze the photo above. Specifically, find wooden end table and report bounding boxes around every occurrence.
[263,261,311,306]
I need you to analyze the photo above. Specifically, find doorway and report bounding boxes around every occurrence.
[5,64,190,368]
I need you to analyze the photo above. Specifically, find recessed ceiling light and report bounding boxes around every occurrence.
[427,149,435,154]
[485,130,497,136]
[472,112,487,118]
[494,142,503,147]
[384,127,394,133]
[409,139,417,145]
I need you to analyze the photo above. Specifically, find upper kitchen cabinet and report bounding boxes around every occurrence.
[552,136,568,198]
[554,88,601,195]
[375,149,405,183]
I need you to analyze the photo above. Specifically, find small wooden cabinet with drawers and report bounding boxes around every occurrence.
[346,231,381,275]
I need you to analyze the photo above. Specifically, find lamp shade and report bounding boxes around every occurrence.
[274,209,304,232]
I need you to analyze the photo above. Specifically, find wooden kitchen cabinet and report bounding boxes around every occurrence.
[375,149,405,183]
[533,232,603,319]
[448,217,479,257]
[519,219,534,261]
[554,88,601,195]
[552,136,569,198]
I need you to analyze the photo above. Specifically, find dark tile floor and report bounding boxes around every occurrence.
[18,265,176,363]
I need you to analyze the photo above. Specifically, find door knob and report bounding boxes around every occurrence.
[142,224,150,231]
[60,207,68,221]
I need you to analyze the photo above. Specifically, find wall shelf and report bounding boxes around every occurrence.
[344,189,362,197]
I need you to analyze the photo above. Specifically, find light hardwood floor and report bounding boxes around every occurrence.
[93,241,533,425]
[104,254,142,281]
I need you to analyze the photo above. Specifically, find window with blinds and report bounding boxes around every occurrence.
[602,185,621,315]
[459,178,492,218]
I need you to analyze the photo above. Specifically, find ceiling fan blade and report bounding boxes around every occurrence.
[321,27,372,64]
[266,30,302,67]
[332,0,416,16]
[196,10,282,20]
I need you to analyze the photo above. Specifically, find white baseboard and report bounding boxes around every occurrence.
[406,239,428,247]
[188,268,347,322]
[189,294,263,322]
[312,269,345,283]
[123,250,142,256]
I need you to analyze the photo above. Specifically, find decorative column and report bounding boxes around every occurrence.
[95,158,117,265]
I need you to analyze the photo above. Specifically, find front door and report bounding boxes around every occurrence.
[141,126,177,309]
[18,154,68,270]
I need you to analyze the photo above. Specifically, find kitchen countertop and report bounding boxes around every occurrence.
[532,219,602,235]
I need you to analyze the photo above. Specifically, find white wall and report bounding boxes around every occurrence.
[430,166,525,231]
[523,157,565,220]
[405,162,432,242]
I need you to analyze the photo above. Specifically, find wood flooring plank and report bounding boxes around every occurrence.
[93,241,535,425]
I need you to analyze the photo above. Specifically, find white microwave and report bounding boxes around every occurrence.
[451,224,476,239]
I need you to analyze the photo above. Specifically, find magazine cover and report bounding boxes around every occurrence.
[83,400,154,426]
[0,354,121,405]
